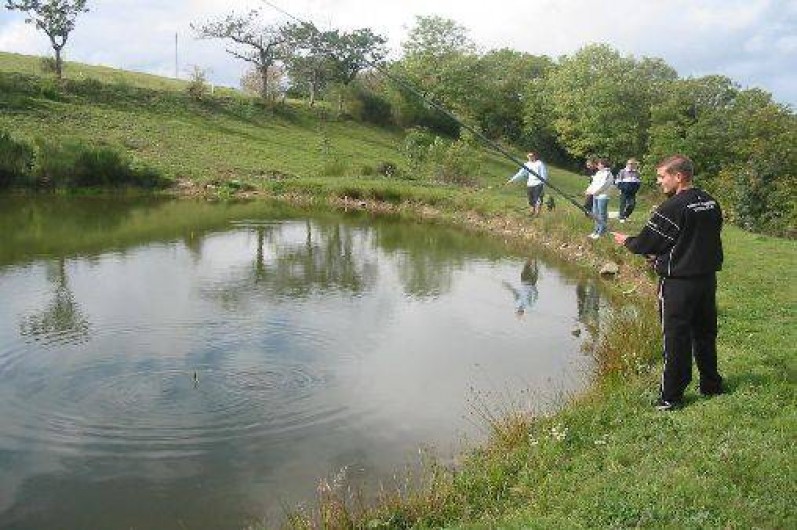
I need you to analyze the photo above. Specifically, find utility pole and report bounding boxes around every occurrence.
[174,32,179,79]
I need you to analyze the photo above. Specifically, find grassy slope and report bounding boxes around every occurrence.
[1,52,794,528]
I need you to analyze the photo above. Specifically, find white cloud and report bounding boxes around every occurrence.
[0,19,48,55]
[0,0,794,106]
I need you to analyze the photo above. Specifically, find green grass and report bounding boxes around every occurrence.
[1,51,794,529]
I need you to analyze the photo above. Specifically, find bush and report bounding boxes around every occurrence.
[186,66,210,101]
[347,85,393,126]
[0,131,35,187]
[39,56,58,75]
[401,129,479,185]
[376,161,397,177]
[32,138,166,189]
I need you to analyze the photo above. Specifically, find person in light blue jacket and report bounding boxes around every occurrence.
[505,151,548,216]
[584,158,614,239]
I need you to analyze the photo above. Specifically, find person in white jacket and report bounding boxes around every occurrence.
[505,151,548,216]
[585,158,614,239]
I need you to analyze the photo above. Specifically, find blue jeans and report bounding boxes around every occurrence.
[593,196,609,235]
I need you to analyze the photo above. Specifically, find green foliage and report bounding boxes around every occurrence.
[0,130,35,186]
[472,49,554,143]
[39,55,57,75]
[343,82,393,125]
[542,44,677,163]
[401,128,480,185]
[31,138,164,188]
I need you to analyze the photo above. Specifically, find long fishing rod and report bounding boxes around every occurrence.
[261,0,590,215]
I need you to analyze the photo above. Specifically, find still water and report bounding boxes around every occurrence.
[0,196,603,529]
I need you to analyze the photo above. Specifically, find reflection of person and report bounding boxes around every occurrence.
[505,152,548,216]
[612,154,724,411]
[585,158,614,239]
[615,158,642,222]
[576,278,600,326]
[502,259,540,318]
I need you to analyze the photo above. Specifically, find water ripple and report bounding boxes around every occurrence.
[0,361,344,459]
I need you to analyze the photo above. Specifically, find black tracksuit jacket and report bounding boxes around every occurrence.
[624,187,723,277]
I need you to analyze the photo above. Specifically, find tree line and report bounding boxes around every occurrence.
[193,11,794,236]
[4,3,794,236]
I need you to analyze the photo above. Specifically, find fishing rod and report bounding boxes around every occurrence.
[261,0,590,216]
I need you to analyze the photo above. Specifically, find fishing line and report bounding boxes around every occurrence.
[261,0,590,216]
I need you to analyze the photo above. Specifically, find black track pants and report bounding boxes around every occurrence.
[658,275,723,401]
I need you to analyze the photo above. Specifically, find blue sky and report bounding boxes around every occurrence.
[1,0,795,107]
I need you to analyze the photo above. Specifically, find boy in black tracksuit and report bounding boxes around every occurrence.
[612,155,724,410]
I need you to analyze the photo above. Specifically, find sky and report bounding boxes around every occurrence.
[1,0,795,107]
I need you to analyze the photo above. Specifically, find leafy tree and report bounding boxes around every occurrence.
[646,75,739,182]
[543,44,676,163]
[282,22,335,106]
[5,0,89,79]
[193,9,286,100]
[715,89,796,235]
[390,16,479,136]
[329,28,387,86]
[474,49,553,142]
[283,23,387,112]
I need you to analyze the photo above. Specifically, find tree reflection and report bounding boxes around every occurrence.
[203,221,378,307]
[374,222,472,298]
[19,258,90,344]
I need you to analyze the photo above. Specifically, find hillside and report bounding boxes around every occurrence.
[1,52,794,529]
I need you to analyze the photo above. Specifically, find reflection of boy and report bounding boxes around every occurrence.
[504,259,540,318]
[576,279,600,324]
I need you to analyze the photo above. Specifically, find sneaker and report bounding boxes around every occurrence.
[619,218,626,223]
[588,233,600,240]
[700,386,724,397]
[654,399,682,411]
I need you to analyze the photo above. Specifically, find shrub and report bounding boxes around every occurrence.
[32,138,166,189]
[376,161,397,177]
[347,85,393,126]
[186,65,210,101]
[39,56,58,75]
[0,131,35,187]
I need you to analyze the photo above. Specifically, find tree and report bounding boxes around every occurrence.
[543,44,676,163]
[390,16,479,135]
[282,22,336,107]
[283,23,387,111]
[475,49,553,142]
[716,89,796,235]
[5,0,89,79]
[646,75,739,180]
[193,9,286,100]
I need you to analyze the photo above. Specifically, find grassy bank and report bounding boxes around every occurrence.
[1,53,794,528]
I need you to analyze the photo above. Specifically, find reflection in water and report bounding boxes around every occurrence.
[502,258,540,318]
[0,199,601,530]
[575,278,603,350]
[19,258,90,345]
[576,279,601,326]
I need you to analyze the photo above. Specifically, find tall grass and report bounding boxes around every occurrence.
[0,130,34,186]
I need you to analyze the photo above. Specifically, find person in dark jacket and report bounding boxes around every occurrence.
[611,154,724,411]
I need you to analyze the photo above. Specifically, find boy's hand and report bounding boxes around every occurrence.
[610,232,628,245]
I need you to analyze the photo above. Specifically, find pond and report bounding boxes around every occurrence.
[0,196,605,529]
